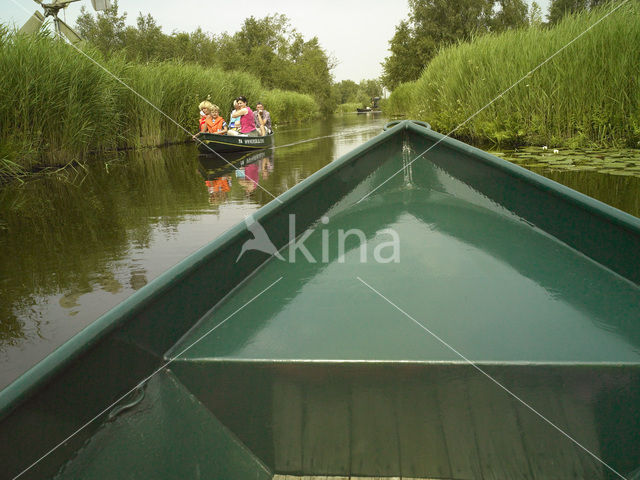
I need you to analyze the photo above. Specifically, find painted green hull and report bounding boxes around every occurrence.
[197,131,274,153]
[2,121,639,479]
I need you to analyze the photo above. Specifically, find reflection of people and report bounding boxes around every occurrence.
[254,102,272,136]
[238,161,259,193]
[205,176,232,204]
[230,96,258,136]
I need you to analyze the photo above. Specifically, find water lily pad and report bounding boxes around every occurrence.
[547,160,574,165]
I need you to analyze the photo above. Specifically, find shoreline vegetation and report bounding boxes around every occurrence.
[0,0,385,183]
[0,29,318,181]
[384,3,640,148]
[3,2,639,182]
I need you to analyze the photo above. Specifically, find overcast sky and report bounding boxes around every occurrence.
[4,0,550,82]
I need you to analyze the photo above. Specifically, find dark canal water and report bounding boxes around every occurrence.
[1,114,639,389]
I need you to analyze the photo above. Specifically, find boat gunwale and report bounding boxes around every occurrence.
[197,132,275,152]
[402,121,640,234]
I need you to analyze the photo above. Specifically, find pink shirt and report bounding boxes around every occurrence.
[240,107,256,133]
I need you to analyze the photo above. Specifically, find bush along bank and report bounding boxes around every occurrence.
[384,2,640,148]
[0,30,319,179]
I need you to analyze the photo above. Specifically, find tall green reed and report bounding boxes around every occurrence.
[0,29,319,179]
[385,2,640,147]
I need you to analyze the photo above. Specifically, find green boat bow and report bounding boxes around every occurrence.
[1,121,639,479]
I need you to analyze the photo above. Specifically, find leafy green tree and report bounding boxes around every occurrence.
[334,80,360,103]
[75,0,127,55]
[291,37,336,113]
[74,8,336,112]
[381,20,427,90]
[216,14,336,113]
[528,1,545,26]
[332,79,383,108]
[547,0,606,24]
[359,79,383,99]
[491,0,530,31]
[382,0,529,90]
[163,29,218,65]
[123,13,164,62]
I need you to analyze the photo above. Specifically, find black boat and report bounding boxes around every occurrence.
[196,132,275,153]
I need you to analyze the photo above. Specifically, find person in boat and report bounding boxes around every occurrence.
[229,96,259,136]
[254,102,272,136]
[194,101,227,137]
[208,105,228,135]
[227,100,241,136]
[227,100,242,135]
[198,108,207,132]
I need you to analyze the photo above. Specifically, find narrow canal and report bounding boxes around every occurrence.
[0,113,638,389]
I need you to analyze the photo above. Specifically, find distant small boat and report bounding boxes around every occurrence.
[196,132,274,153]
[356,107,372,113]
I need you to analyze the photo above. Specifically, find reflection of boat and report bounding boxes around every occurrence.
[357,107,381,114]
[197,149,272,178]
[198,149,275,200]
[196,132,275,153]
[2,121,640,479]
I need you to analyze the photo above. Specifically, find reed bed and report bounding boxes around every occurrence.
[0,29,319,179]
[335,102,362,113]
[385,3,640,147]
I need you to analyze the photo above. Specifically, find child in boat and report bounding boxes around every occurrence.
[208,105,228,135]
[227,100,241,136]
[196,101,227,136]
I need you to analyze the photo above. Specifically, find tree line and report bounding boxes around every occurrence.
[74,2,381,114]
[382,0,611,90]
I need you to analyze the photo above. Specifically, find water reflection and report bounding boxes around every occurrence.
[198,149,275,202]
[0,114,386,388]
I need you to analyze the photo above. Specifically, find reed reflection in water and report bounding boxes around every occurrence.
[0,113,387,388]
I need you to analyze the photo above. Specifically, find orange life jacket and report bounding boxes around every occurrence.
[205,116,225,134]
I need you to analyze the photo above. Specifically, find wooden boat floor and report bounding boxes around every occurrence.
[273,476,436,479]
[169,154,640,364]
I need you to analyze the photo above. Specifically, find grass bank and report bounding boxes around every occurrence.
[335,102,362,114]
[0,29,319,180]
[384,3,640,148]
